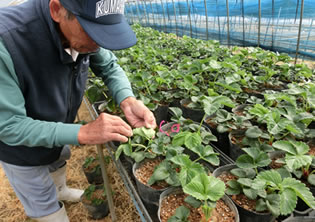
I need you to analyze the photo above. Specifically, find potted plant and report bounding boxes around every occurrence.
[272,140,315,211]
[158,171,239,222]
[116,127,180,208]
[82,155,111,185]
[81,184,109,219]
[213,147,315,222]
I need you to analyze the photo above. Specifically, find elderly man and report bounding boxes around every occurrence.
[0,0,156,221]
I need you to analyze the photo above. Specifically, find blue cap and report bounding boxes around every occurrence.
[59,0,137,50]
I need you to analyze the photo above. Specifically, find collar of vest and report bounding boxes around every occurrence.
[37,0,74,64]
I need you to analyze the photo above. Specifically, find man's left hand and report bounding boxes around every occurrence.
[120,97,156,129]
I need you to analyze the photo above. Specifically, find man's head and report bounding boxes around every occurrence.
[49,0,136,53]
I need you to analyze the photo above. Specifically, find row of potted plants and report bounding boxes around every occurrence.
[84,24,315,221]
[81,155,111,219]
[114,108,239,222]
[111,105,315,221]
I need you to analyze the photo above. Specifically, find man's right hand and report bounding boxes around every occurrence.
[77,113,133,145]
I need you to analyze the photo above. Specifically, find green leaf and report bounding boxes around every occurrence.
[118,143,132,157]
[230,168,256,179]
[276,167,292,179]
[226,180,241,195]
[171,154,191,167]
[184,196,201,208]
[249,104,269,117]
[203,155,220,166]
[236,147,271,169]
[242,147,261,160]
[266,194,281,216]
[183,173,225,202]
[282,177,315,209]
[237,178,253,187]
[292,140,310,155]
[280,188,297,215]
[168,206,190,222]
[133,127,156,139]
[190,145,220,166]
[130,151,145,163]
[150,161,169,181]
[255,152,272,168]
[115,144,124,160]
[236,155,256,169]
[172,132,190,147]
[256,170,282,187]
[256,199,267,212]
[285,154,313,171]
[185,132,202,149]
[257,189,267,198]
[243,188,257,200]
[273,140,296,155]
[171,154,206,186]
[245,126,263,138]
[307,174,315,186]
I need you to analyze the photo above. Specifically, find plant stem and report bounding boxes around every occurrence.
[131,143,147,150]
[255,167,258,176]
[198,114,207,134]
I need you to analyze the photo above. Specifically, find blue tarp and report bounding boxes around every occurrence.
[125,0,315,60]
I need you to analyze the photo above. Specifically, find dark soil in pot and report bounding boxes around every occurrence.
[241,87,264,99]
[213,164,275,222]
[232,104,249,117]
[268,151,285,169]
[308,139,315,156]
[158,187,239,222]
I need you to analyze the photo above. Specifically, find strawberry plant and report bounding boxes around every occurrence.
[83,184,107,206]
[115,127,157,163]
[252,170,315,216]
[183,172,225,222]
[272,140,315,186]
[225,147,315,216]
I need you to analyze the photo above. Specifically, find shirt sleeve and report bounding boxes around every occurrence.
[0,38,81,148]
[89,48,135,105]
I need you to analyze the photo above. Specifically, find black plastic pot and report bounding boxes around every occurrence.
[81,185,109,220]
[153,104,169,126]
[180,98,205,122]
[282,215,315,222]
[158,187,240,222]
[213,164,276,222]
[83,165,103,185]
[204,115,230,156]
[228,130,246,161]
[308,121,315,129]
[293,207,315,217]
[169,98,181,108]
[132,158,170,206]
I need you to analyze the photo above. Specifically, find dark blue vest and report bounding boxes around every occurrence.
[0,0,89,166]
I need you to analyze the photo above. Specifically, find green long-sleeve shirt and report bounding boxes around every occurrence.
[0,38,134,148]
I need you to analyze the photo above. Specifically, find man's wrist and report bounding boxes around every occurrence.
[120,96,136,110]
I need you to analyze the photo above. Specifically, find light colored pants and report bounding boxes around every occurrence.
[0,145,71,218]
